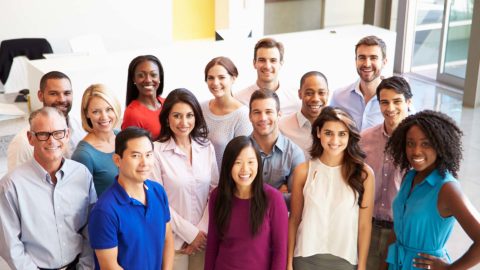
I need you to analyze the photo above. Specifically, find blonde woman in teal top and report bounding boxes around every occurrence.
[72,84,121,196]
[384,110,480,270]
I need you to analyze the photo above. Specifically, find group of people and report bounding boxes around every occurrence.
[0,34,479,270]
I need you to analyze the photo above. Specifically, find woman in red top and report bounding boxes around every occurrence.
[121,55,165,140]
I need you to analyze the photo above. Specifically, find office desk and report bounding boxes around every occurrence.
[26,25,395,124]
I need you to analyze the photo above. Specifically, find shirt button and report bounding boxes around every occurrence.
[381,203,384,206]
[384,173,387,176]
[383,188,387,191]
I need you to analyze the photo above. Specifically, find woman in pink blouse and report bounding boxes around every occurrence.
[151,88,218,270]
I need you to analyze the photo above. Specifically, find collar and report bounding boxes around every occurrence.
[296,111,311,129]
[249,133,287,154]
[32,158,66,184]
[112,177,150,205]
[413,168,443,187]
[163,137,204,156]
[351,79,377,101]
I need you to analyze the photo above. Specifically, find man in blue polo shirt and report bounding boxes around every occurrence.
[88,127,174,269]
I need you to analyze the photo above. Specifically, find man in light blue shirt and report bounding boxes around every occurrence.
[0,107,96,270]
[248,89,305,209]
[330,35,387,131]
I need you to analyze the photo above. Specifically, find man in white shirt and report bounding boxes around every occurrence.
[279,71,329,159]
[7,71,86,172]
[330,35,387,131]
[236,37,300,116]
[0,107,96,270]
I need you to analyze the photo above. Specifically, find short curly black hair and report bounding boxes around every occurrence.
[385,110,463,178]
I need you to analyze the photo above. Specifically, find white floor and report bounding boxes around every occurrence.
[0,78,479,269]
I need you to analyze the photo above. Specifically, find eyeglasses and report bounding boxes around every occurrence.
[30,129,66,141]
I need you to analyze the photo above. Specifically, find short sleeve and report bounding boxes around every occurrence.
[88,209,118,249]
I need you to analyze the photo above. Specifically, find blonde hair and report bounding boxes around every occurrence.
[81,84,121,132]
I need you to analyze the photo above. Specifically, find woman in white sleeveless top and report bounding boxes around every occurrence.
[287,107,374,270]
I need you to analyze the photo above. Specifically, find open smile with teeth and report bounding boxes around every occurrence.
[143,85,155,90]
[98,121,111,126]
[308,104,323,110]
[412,157,425,163]
[238,174,251,181]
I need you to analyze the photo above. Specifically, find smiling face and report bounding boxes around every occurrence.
[28,112,69,168]
[231,146,258,194]
[378,88,411,131]
[133,60,161,98]
[38,78,73,116]
[86,96,117,133]
[299,75,329,123]
[406,125,437,174]
[206,64,236,98]
[253,47,283,87]
[317,120,349,158]
[168,102,195,140]
[355,45,386,83]
[249,98,280,138]
[114,136,154,184]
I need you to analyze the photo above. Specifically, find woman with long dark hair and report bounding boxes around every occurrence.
[288,106,374,270]
[121,55,165,140]
[151,88,218,270]
[383,110,480,270]
[205,136,288,270]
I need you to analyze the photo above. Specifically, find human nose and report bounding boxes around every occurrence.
[364,58,371,67]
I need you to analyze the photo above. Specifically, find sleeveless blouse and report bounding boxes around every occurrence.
[294,159,359,265]
[387,169,456,269]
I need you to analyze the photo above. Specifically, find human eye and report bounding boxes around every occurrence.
[270,58,278,63]
[187,113,195,119]
[380,100,389,105]
[150,72,159,78]
[48,91,58,96]
[339,131,347,137]
[107,107,114,112]
[406,140,415,147]
[207,76,214,81]
[421,141,432,148]
[36,132,50,140]
[357,55,366,60]
[135,72,145,79]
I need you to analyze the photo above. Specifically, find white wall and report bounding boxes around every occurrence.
[0,0,172,53]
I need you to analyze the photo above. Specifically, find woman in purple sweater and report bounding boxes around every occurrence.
[205,136,288,270]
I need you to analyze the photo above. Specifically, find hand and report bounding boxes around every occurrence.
[179,243,196,255]
[413,253,450,270]
[189,231,207,252]
[278,184,288,194]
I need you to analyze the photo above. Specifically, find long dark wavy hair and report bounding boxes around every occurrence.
[158,88,208,145]
[125,55,165,106]
[214,136,267,237]
[310,106,368,206]
[385,110,463,178]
